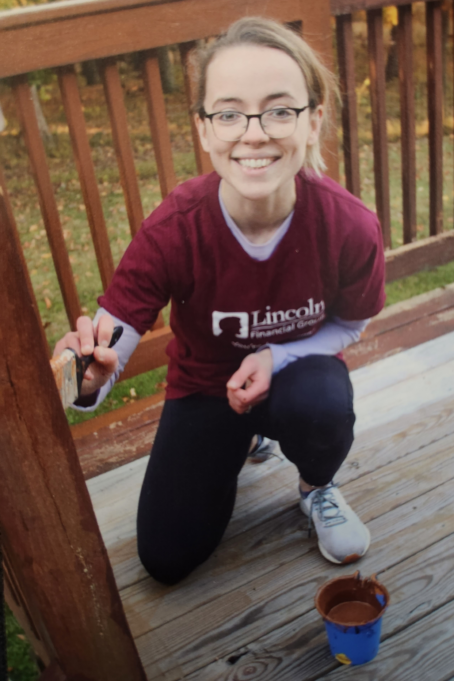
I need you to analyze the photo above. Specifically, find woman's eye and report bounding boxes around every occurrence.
[269,108,292,119]
[216,111,242,123]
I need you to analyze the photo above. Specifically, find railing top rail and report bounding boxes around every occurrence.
[330,0,437,16]
[0,0,308,79]
[0,0,176,30]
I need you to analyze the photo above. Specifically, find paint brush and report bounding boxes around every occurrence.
[50,326,123,409]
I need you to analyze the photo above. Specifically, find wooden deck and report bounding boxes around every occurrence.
[85,294,454,680]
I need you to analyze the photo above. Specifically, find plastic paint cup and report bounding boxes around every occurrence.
[315,571,389,666]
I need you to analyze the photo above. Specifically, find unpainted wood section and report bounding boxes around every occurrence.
[331,0,438,15]
[345,301,454,369]
[364,283,454,337]
[178,42,214,177]
[398,4,417,243]
[0,182,147,681]
[133,459,454,679]
[0,166,48,351]
[141,51,177,198]
[58,65,115,291]
[12,76,81,330]
[367,8,391,248]
[385,229,454,281]
[426,1,444,236]
[0,0,305,78]
[335,14,361,197]
[99,57,144,237]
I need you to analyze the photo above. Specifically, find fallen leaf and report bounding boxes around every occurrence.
[29,224,38,232]
[44,297,52,309]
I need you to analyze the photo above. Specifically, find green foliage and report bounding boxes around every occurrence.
[4,604,39,681]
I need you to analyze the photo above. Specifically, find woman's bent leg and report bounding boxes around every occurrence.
[137,395,253,584]
[262,355,355,485]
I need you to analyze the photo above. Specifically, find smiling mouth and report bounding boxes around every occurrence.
[235,158,276,169]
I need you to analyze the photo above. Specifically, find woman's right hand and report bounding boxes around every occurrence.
[53,315,119,396]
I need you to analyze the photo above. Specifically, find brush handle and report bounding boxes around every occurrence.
[76,325,123,393]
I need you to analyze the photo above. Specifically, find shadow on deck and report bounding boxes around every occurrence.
[82,287,454,680]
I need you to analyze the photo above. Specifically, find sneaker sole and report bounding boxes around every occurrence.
[318,525,371,565]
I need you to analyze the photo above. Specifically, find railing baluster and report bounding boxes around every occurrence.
[336,13,361,198]
[367,8,392,249]
[398,4,417,244]
[99,57,144,237]
[141,50,177,198]
[426,0,444,236]
[12,75,81,330]
[179,41,214,176]
[58,65,115,290]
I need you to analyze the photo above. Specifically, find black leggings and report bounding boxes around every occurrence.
[137,355,355,584]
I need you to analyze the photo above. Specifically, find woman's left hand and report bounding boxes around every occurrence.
[226,349,273,414]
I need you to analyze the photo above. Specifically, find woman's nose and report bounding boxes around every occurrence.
[240,116,270,143]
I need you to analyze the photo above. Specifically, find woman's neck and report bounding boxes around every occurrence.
[220,180,296,245]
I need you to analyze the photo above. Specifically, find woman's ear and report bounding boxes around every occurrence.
[195,113,210,153]
[307,106,323,146]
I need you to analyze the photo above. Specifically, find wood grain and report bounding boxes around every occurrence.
[0,0,308,78]
[398,4,416,243]
[12,76,81,330]
[100,57,144,237]
[367,8,391,248]
[58,65,115,290]
[336,14,360,197]
[0,179,147,680]
[426,0,444,236]
[141,51,177,198]
[385,230,454,281]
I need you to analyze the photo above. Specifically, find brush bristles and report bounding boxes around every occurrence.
[50,349,78,409]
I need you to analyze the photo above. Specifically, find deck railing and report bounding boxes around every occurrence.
[0,0,452,382]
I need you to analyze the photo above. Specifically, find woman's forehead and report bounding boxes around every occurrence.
[204,45,308,107]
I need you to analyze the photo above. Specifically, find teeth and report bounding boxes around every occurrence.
[237,158,274,168]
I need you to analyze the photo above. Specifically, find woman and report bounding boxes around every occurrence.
[55,17,385,584]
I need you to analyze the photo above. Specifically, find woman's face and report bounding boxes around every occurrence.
[196,44,322,208]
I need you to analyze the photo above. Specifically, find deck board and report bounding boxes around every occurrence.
[87,330,454,680]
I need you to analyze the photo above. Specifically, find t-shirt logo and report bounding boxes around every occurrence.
[212,299,325,347]
[212,311,249,339]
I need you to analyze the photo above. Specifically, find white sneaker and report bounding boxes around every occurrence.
[248,435,279,463]
[300,483,370,564]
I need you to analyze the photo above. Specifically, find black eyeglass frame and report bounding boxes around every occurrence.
[200,104,314,141]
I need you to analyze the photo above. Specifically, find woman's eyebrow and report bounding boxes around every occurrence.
[211,92,298,110]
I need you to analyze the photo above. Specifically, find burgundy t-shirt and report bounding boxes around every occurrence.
[99,171,385,398]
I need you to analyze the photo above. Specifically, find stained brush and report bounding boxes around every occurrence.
[50,326,123,409]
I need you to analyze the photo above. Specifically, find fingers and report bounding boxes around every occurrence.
[96,314,114,348]
[77,316,96,355]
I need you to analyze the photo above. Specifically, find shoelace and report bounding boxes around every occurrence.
[306,484,347,537]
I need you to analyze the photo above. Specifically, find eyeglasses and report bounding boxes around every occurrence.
[201,105,312,142]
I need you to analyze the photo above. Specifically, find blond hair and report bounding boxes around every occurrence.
[192,17,337,176]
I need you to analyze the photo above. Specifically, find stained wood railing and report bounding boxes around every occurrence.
[332,0,448,251]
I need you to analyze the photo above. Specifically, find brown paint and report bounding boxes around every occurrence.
[315,572,389,627]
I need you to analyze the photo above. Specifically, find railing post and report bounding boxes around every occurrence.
[0,189,147,679]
